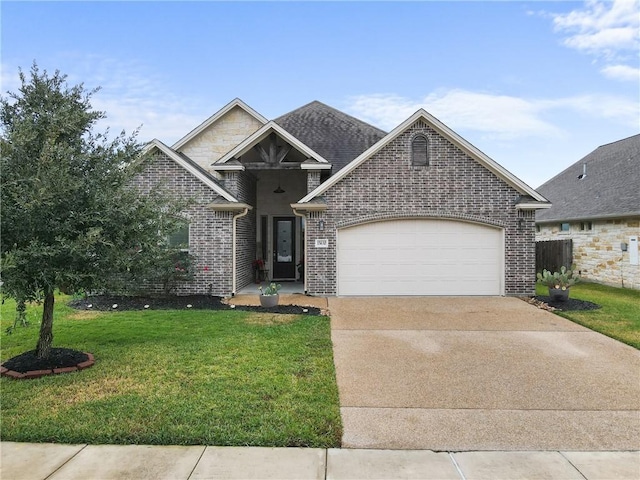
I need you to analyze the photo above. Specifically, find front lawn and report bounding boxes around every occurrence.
[536,282,640,349]
[0,296,342,447]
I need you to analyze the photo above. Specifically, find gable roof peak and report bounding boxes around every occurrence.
[299,107,548,204]
[172,98,267,150]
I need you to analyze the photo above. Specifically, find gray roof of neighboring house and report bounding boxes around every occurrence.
[274,101,387,174]
[536,134,640,223]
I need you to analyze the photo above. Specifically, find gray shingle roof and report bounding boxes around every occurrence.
[536,134,640,223]
[274,101,387,174]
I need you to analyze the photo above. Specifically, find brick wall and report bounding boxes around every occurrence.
[227,171,257,291]
[537,218,640,289]
[134,152,233,295]
[307,171,321,193]
[305,121,535,296]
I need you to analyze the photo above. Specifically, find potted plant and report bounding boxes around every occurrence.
[258,282,282,308]
[536,266,580,302]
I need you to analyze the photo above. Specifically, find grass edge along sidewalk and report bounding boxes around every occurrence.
[0,296,342,447]
[536,282,640,349]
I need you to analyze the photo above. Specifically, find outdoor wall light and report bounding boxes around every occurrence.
[517,217,525,229]
[318,219,325,231]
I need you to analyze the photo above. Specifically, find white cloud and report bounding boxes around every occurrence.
[0,63,22,95]
[347,91,560,139]
[345,91,638,140]
[1,57,209,144]
[549,0,639,81]
[601,64,640,81]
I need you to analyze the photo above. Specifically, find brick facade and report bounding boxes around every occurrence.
[537,218,640,290]
[305,121,535,296]
[223,171,257,291]
[135,153,233,296]
[307,171,321,193]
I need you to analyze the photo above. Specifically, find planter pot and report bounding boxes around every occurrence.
[259,294,279,308]
[549,287,570,302]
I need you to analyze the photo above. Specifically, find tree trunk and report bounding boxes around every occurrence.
[36,290,55,359]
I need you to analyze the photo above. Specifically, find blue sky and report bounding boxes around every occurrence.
[2,0,638,188]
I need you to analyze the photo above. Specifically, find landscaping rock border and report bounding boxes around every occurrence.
[1,351,95,380]
[68,295,322,315]
[525,296,601,312]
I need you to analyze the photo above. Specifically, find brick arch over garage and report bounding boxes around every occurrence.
[335,216,505,296]
[336,211,506,230]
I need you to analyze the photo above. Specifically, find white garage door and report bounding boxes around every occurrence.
[337,219,503,296]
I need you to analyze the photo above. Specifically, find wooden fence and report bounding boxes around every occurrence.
[536,239,573,273]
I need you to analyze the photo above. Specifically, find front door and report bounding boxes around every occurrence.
[273,217,296,280]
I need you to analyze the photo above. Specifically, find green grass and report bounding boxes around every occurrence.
[0,296,342,447]
[536,282,640,349]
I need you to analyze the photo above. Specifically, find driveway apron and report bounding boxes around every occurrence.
[329,296,640,450]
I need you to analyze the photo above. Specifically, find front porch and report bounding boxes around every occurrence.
[212,124,330,295]
[236,280,306,295]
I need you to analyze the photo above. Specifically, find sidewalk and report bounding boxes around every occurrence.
[2,442,639,479]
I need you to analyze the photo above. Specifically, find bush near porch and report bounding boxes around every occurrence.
[0,296,342,447]
[536,282,640,349]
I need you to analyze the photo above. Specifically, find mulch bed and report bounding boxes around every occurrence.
[1,348,95,379]
[533,296,601,311]
[68,294,321,315]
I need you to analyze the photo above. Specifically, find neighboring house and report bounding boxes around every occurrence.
[536,134,640,290]
[137,98,550,297]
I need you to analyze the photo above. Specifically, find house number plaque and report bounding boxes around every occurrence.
[315,239,329,248]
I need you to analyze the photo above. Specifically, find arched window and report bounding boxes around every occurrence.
[411,134,428,166]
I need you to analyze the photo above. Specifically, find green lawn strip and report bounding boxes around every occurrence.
[536,282,640,349]
[1,297,342,446]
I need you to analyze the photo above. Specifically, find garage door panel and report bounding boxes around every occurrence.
[337,219,503,296]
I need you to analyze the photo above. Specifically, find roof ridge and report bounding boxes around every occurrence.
[275,100,387,135]
[595,132,640,150]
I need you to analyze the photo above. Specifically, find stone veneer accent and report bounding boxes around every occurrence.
[537,218,640,290]
[135,153,233,296]
[179,106,263,171]
[304,120,536,296]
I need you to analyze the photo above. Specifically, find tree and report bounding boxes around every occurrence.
[1,64,186,359]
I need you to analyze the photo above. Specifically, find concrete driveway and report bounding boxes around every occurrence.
[329,296,640,451]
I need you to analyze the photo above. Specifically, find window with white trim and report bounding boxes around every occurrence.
[560,222,570,233]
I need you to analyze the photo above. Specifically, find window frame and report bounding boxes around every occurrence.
[411,133,429,167]
[579,221,593,232]
[167,221,191,252]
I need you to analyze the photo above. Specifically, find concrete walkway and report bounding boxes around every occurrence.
[2,442,639,480]
[329,296,640,451]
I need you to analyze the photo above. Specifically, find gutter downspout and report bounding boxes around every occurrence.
[292,208,307,295]
[232,207,250,296]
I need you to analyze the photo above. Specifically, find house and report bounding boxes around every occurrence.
[536,134,640,290]
[137,98,550,297]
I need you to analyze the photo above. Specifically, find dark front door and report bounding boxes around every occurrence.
[273,217,296,280]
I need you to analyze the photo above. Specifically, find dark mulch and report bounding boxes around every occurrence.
[2,348,88,373]
[534,296,601,311]
[68,295,321,315]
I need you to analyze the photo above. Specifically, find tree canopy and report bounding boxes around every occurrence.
[1,64,187,358]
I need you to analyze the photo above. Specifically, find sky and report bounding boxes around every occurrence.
[1,0,639,188]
